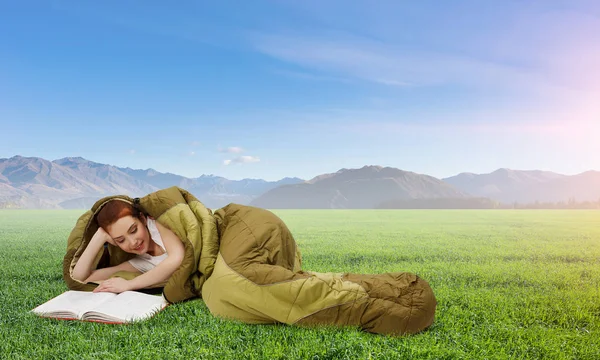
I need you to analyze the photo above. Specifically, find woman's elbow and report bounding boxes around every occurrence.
[72,268,88,282]
[173,242,186,266]
[166,248,185,269]
[74,273,93,284]
[172,251,185,268]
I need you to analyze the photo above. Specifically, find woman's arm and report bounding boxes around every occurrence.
[72,227,113,282]
[94,222,185,293]
[84,261,140,283]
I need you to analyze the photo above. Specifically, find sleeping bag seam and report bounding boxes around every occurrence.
[218,253,369,299]
[292,298,361,325]
[287,276,307,323]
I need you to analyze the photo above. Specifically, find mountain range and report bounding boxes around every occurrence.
[251,166,466,209]
[0,156,302,209]
[1,155,598,209]
[443,168,600,204]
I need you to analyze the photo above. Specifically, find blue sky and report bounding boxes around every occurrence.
[1,1,599,181]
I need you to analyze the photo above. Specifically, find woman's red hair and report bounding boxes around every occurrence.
[96,200,140,230]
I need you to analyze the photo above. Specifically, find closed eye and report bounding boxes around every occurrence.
[113,223,137,244]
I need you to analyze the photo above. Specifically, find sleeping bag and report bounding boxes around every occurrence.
[63,186,436,336]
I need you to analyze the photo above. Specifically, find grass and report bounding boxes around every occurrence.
[0,209,599,359]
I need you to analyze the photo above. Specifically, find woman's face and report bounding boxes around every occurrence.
[106,215,150,254]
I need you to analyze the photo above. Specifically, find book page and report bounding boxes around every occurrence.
[32,291,116,319]
[83,291,168,323]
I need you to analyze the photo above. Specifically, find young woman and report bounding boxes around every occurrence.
[72,199,185,293]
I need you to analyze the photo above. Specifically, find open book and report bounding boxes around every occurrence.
[31,290,169,324]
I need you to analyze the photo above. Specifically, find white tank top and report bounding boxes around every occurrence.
[127,218,168,273]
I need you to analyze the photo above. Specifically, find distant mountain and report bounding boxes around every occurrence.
[2,155,599,209]
[0,156,107,208]
[250,165,468,209]
[443,168,600,203]
[0,156,304,209]
[517,170,600,203]
[52,157,158,195]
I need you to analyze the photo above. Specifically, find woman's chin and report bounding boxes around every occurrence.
[129,243,146,254]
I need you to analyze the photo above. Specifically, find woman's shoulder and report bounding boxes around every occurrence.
[153,219,179,241]
[153,219,184,256]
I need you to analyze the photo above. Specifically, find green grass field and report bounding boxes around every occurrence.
[1,209,599,359]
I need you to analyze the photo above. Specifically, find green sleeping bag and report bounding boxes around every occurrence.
[63,186,436,335]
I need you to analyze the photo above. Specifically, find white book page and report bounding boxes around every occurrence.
[32,291,116,318]
[83,291,167,322]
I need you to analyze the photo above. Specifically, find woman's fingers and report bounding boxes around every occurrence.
[94,280,111,292]
[93,280,121,293]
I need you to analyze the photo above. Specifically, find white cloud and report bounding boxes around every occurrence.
[251,8,600,96]
[128,149,136,154]
[252,33,539,91]
[223,156,260,165]
[251,27,600,133]
[189,151,196,156]
[219,146,244,154]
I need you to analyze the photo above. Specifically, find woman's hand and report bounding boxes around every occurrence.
[92,227,115,246]
[72,227,115,282]
[93,277,132,294]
